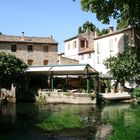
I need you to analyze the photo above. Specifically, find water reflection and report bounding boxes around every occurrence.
[0,103,100,140]
[101,104,140,140]
[0,103,16,122]
[0,103,138,140]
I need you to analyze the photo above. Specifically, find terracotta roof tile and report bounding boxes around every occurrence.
[0,35,58,44]
[79,47,94,55]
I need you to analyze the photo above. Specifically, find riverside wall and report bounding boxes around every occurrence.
[38,90,96,104]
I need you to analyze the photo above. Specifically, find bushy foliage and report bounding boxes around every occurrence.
[35,92,47,105]
[132,88,140,103]
[78,21,99,34]
[78,21,108,36]
[80,0,140,27]
[36,95,46,105]
[0,52,28,88]
[99,28,109,36]
[104,48,140,84]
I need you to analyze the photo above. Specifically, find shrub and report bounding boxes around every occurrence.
[35,92,46,105]
[89,93,96,100]
[132,87,140,103]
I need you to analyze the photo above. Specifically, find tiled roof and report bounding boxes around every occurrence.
[79,47,94,55]
[0,34,58,44]
[94,27,140,40]
[64,35,78,42]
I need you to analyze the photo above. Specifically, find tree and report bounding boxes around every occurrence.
[117,18,129,30]
[0,52,28,89]
[99,28,109,36]
[78,20,99,34]
[116,5,130,30]
[104,48,140,87]
[78,21,108,36]
[80,0,140,27]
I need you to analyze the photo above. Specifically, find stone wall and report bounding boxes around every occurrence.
[37,90,96,104]
[58,56,79,64]
[0,42,58,65]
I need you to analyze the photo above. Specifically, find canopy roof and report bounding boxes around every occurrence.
[26,64,98,75]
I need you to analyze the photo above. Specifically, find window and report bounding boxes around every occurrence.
[97,56,100,64]
[109,39,113,52]
[81,40,85,48]
[86,40,89,48]
[124,35,129,49]
[28,59,33,65]
[68,43,70,50]
[44,46,48,52]
[28,45,33,52]
[81,54,84,60]
[80,39,88,48]
[97,43,100,54]
[73,41,77,48]
[88,53,91,58]
[11,44,17,52]
[44,60,48,65]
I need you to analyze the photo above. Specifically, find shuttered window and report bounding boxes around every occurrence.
[11,44,17,52]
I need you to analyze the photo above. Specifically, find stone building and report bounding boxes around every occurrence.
[58,52,79,65]
[0,32,58,66]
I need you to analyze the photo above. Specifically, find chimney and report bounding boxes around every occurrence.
[21,32,25,40]
[108,25,114,33]
[94,31,98,38]
[51,35,53,39]
[86,28,90,36]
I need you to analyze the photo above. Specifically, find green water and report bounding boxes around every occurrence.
[102,104,140,140]
[0,103,140,140]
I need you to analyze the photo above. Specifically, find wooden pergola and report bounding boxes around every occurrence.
[26,64,99,93]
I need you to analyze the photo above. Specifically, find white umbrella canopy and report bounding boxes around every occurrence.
[26,64,98,75]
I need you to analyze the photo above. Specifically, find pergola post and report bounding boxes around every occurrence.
[95,75,100,105]
[51,72,54,91]
[66,75,68,92]
[86,67,89,93]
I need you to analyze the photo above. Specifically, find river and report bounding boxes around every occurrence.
[0,103,139,140]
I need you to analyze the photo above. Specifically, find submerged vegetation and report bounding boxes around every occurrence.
[37,110,81,131]
[104,105,140,140]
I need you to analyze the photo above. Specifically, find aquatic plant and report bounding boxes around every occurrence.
[37,110,82,131]
[104,105,140,140]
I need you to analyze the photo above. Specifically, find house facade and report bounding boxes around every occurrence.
[0,32,58,66]
[78,47,95,67]
[64,30,95,61]
[94,27,140,75]
[64,27,140,75]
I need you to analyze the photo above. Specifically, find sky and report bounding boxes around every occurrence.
[0,0,116,53]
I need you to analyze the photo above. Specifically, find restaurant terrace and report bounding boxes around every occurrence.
[26,64,99,93]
